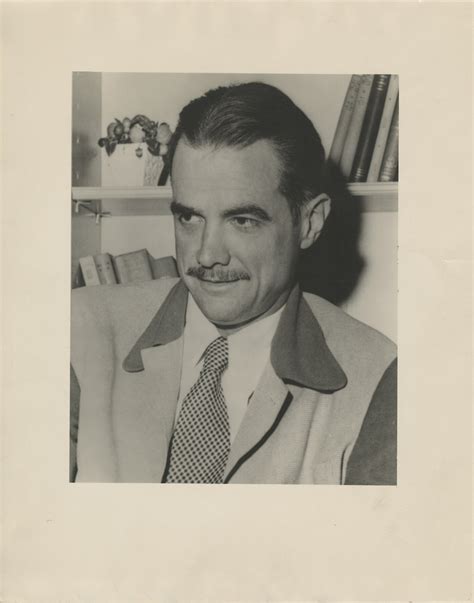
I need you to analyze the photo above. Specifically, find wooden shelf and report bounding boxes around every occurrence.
[72,186,172,217]
[72,182,398,217]
[349,182,398,212]
[72,186,172,201]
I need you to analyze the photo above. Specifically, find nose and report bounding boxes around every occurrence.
[196,223,230,268]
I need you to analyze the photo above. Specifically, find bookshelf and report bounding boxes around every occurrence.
[72,182,398,218]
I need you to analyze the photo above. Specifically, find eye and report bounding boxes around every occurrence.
[230,216,260,230]
[177,212,202,225]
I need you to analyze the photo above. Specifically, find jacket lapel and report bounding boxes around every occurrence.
[122,279,188,372]
[117,280,188,481]
[271,285,347,391]
[224,362,289,481]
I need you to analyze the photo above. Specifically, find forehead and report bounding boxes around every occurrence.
[171,140,283,206]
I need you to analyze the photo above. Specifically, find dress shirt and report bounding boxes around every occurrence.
[175,295,284,443]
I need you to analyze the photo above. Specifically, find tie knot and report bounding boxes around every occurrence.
[203,336,228,374]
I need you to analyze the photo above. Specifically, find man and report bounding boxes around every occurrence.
[70,82,397,484]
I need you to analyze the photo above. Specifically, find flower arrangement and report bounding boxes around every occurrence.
[98,114,173,158]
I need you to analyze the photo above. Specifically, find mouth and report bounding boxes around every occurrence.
[194,277,242,293]
[198,277,240,284]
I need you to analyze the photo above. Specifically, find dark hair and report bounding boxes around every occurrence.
[167,82,327,220]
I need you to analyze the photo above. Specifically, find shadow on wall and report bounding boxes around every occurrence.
[298,160,365,306]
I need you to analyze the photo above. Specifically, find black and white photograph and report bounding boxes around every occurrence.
[3,3,472,601]
[70,73,398,484]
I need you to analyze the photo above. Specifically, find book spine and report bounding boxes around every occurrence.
[379,98,399,182]
[79,256,101,286]
[157,162,170,186]
[350,74,391,182]
[94,253,117,285]
[329,75,362,166]
[112,257,124,284]
[367,75,399,182]
[339,74,374,179]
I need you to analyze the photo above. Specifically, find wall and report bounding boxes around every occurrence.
[341,211,397,342]
[98,73,397,341]
[101,214,175,259]
[101,73,350,152]
[71,73,102,285]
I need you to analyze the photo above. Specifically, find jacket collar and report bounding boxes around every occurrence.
[123,279,189,372]
[123,279,347,392]
[270,283,347,391]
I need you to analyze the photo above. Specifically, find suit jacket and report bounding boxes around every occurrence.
[70,278,397,484]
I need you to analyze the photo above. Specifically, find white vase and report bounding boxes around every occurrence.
[102,143,164,186]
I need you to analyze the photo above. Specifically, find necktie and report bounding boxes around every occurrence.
[165,336,230,483]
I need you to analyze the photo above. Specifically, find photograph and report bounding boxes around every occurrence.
[4,4,471,600]
[70,73,398,484]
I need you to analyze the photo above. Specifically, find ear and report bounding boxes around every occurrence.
[299,193,331,250]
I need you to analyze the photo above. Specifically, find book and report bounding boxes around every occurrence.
[112,249,154,284]
[339,74,374,179]
[329,75,362,166]
[94,253,117,285]
[150,255,178,279]
[379,97,399,182]
[79,256,101,286]
[367,75,399,182]
[350,74,391,182]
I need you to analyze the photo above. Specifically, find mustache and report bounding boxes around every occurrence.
[186,266,250,282]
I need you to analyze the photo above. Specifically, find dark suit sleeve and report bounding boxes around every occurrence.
[345,358,397,485]
[70,364,80,482]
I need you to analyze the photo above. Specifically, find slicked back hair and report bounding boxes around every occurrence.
[167,82,327,222]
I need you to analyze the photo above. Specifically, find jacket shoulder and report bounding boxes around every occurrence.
[345,358,397,484]
[72,278,178,324]
[71,278,179,361]
[303,292,396,366]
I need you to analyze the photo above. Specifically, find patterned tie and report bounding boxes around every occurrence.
[165,336,230,483]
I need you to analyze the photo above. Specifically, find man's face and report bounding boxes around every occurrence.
[171,139,305,330]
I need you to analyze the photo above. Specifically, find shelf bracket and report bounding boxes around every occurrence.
[73,200,111,223]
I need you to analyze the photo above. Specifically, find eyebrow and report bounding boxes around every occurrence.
[170,200,196,215]
[222,204,272,222]
[170,200,272,222]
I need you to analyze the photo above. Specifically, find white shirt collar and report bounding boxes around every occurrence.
[184,295,221,368]
[184,294,284,367]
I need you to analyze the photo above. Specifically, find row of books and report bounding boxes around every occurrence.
[79,249,178,286]
[330,74,399,183]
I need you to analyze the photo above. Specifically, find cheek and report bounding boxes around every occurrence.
[175,229,197,260]
[228,235,267,270]
[260,232,300,287]
[261,227,299,261]
[235,230,296,276]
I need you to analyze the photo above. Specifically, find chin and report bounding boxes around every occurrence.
[194,296,245,326]
[185,276,250,321]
